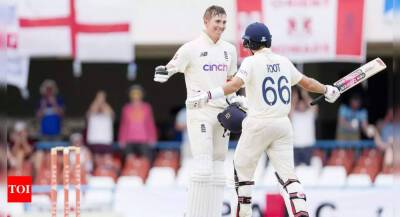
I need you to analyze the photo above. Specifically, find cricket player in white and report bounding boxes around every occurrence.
[187,22,340,217]
[153,6,243,217]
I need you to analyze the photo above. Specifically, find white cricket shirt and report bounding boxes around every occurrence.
[236,48,303,118]
[168,32,237,108]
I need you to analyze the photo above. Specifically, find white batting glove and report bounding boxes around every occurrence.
[186,92,209,109]
[227,95,248,111]
[154,66,176,83]
[324,85,340,103]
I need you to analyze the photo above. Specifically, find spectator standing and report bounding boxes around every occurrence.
[118,85,157,161]
[86,90,115,154]
[290,88,317,166]
[336,94,370,140]
[36,79,65,138]
[373,106,400,170]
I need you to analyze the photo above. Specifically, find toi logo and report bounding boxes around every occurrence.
[8,176,32,203]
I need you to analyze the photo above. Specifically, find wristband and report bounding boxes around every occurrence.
[208,87,225,100]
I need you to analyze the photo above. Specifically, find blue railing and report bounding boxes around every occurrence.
[35,139,376,151]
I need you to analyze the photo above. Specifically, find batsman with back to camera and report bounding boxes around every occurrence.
[153,5,247,217]
[186,22,341,217]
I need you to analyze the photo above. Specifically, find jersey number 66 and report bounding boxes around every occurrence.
[262,76,290,106]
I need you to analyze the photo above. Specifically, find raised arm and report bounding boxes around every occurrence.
[297,74,340,103]
[297,75,326,94]
[154,44,190,83]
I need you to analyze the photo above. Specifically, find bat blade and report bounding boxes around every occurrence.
[310,58,387,106]
[334,58,387,93]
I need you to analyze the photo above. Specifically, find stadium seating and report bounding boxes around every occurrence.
[17,141,396,194]
[153,150,180,173]
[374,174,395,187]
[146,167,176,187]
[88,176,115,187]
[84,176,115,208]
[176,166,191,187]
[317,166,347,187]
[121,155,150,182]
[346,174,372,187]
[30,194,51,209]
[327,148,355,173]
[295,165,319,187]
[312,149,327,164]
[310,156,323,171]
[116,176,144,189]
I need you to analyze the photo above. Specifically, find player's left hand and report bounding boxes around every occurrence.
[324,85,340,103]
[154,66,177,83]
[186,92,209,109]
[228,95,248,111]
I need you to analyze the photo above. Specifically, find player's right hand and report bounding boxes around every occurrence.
[186,92,209,109]
[154,65,170,83]
[324,85,340,103]
[228,95,248,111]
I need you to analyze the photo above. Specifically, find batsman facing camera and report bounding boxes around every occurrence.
[153,5,239,217]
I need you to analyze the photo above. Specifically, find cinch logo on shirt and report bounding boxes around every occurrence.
[8,176,32,203]
[203,64,227,72]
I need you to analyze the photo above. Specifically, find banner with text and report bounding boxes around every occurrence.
[236,0,365,62]
[109,187,395,217]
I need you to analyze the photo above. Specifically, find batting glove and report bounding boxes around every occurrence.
[186,92,209,109]
[154,66,176,83]
[324,85,340,103]
[227,95,248,111]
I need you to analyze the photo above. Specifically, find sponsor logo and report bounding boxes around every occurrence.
[200,51,208,57]
[200,124,206,133]
[334,69,365,91]
[203,64,228,72]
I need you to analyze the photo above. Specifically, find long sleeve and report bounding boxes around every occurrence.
[145,104,157,145]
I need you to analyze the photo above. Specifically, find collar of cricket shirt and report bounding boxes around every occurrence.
[254,48,271,55]
[201,31,221,45]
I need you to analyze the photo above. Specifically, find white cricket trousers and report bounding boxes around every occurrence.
[234,116,297,182]
[186,106,229,161]
[185,105,230,217]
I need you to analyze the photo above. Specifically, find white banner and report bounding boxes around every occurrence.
[1,2,29,90]
[263,0,337,62]
[111,186,396,217]
[262,0,365,62]
[17,0,134,62]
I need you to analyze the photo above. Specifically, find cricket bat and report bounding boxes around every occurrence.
[310,58,387,105]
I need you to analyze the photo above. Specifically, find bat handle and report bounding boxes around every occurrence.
[310,95,324,106]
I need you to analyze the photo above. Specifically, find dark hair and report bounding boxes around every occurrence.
[129,84,145,97]
[203,5,226,21]
[129,84,144,93]
[350,93,361,101]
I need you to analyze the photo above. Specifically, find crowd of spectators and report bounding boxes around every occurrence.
[6,79,400,184]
